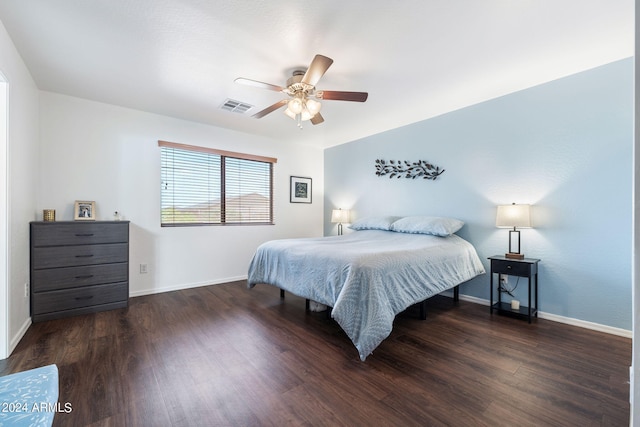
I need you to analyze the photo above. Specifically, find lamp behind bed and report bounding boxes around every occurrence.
[331,208,350,235]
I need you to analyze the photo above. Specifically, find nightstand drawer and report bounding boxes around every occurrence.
[490,259,533,276]
[32,243,128,269]
[32,263,128,292]
[32,282,128,314]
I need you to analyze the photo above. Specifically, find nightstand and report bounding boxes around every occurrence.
[489,255,540,323]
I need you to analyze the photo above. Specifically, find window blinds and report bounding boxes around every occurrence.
[159,141,275,226]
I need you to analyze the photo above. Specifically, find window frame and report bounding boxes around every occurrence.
[159,140,277,227]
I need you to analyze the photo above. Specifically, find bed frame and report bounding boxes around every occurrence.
[278,285,460,321]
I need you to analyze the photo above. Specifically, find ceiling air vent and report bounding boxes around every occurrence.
[220,99,253,114]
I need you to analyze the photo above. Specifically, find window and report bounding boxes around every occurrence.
[159,141,276,226]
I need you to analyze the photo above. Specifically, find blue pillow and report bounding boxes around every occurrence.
[390,216,463,236]
[348,216,402,231]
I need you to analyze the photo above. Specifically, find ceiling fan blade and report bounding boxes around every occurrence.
[252,100,288,118]
[301,55,333,86]
[316,90,368,102]
[235,78,284,92]
[310,113,324,125]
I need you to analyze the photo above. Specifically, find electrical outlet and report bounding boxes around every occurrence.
[24,282,29,297]
[139,264,148,274]
[499,274,508,285]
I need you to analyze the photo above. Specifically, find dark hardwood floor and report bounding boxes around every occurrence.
[0,281,631,426]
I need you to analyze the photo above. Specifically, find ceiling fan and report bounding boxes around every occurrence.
[235,54,368,128]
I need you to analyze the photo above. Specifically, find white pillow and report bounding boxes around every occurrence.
[390,216,464,237]
[348,216,402,231]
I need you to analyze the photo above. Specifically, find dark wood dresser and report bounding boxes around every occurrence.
[30,221,130,322]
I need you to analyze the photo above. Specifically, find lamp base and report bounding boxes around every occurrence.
[505,252,524,260]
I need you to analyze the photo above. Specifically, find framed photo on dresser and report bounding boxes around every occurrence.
[74,200,96,220]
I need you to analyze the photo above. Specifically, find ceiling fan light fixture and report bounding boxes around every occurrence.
[283,108,304,129]
[285,94,320,125]
[305,98,321,115]
[284,107,296,120]
[300,109,314,121]
[288,96,304,114]
[236,54,366,128]
[285,107,313,122]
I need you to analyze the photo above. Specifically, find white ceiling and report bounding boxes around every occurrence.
[0,1,633,148]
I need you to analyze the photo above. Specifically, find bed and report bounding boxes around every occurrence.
[247,216,485,361]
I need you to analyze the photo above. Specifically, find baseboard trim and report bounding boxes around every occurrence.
[455,293,632,339]
[9,317,31,356]
[537,311,632,338]
[129,275,248,298]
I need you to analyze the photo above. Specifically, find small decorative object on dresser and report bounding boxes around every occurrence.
[42,209,55,222]
[30,221,130,322]
[74,200,96,220]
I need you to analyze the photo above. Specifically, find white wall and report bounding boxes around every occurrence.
[0,20,39,358]
[39,92,324,296]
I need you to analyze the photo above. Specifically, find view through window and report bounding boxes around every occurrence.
[159,141,276,226]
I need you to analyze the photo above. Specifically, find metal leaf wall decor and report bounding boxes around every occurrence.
[375,159,445,180]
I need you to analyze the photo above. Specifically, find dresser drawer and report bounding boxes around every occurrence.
[32,262,128,292]
[31,222,129,247]
[32,243,128,269]
[32,282,128,315]
[490,259,534,277]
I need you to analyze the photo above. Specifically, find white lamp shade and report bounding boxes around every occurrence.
[299,109,313,121]
[331,209,350,223]
[496,204,532,228]
[306,98,322,115]
[288,97,304,114]
[284,107,296,119]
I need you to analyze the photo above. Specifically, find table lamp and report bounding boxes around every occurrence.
[496,203,531,259]
[331,208,350,235]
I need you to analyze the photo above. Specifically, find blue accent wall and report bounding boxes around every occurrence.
[324,58,633,330]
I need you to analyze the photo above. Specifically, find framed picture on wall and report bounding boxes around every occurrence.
[290,176,312,204]
[74,200,96,220]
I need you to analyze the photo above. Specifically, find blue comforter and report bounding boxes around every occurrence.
[247,230,485,360]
